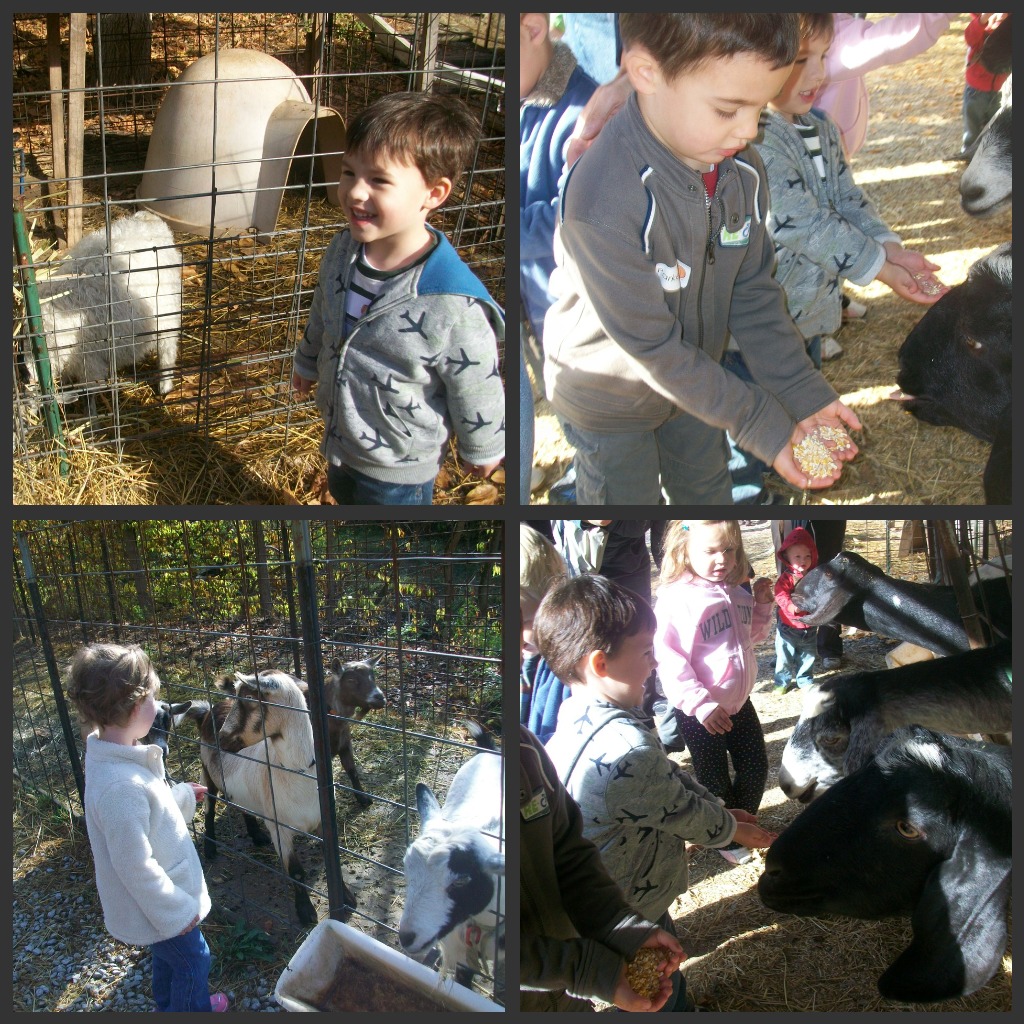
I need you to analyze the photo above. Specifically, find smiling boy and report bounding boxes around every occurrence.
[543,14,862,503]
[292,92,505,505]
[537,573,774,1010]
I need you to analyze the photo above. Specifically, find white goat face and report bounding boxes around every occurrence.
[398,832,502,955]
[778,686,850,801]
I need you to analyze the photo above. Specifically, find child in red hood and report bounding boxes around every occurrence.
[773,526,818,694]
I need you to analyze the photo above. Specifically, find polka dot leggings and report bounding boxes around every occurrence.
[672,698,768,814]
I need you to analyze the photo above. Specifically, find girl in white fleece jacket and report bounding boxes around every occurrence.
[66,644,227,1012]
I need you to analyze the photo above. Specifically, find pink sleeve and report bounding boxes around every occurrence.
[825,13,955,82]
[750,596,773,646]
[653,591,714,720]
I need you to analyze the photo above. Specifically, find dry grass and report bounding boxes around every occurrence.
[529,13,1010,505]
[12,12,506,506]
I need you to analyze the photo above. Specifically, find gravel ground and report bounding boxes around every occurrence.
[13,852,283,1012]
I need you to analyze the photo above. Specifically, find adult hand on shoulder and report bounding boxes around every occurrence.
[612,928,686,1012]
[565,69,633,167]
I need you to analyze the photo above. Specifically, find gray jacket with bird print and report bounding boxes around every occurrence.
[545,693,736,920]
[294,226,505,483]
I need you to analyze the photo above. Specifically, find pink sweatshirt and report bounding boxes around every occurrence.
[653,572,773,724]
[817,13,955,156]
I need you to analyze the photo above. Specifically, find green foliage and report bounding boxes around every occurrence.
[209,919,278,965]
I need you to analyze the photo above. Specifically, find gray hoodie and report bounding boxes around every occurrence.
[545,692,736,921]
[543,92,838,466]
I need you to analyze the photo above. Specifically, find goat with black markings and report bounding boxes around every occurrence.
[184,669,355,926]
[760,727,1011,1002]
[779,639,1011,802]
[790,550,1011,654]
[893,244,1012,504]
[398,723,504,990]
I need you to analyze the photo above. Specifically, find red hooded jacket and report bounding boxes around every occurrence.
[774,526,819,630]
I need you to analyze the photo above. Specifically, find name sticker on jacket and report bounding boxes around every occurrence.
[719,217,751,247]
[655,260,692,292]
[521,787,550,821]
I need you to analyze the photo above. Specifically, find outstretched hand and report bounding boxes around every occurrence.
[612,928,686,1012]
[878,243,949,304]
[772,402,861,491]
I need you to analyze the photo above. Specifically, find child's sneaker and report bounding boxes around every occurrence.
[772,682,792,696]
[718,845,753,866]
[842,297,868,320]
[210,993,230,1012]
[821,336,844,360]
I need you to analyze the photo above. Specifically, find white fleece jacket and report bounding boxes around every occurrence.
[83,733,211,946]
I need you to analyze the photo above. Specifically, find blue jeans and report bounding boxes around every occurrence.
[724,338,821,503]
[560,13,620,84]
[520,332,535,504]
[327,464,435,505]
[775,622,818,689]
[151,925,213,1012]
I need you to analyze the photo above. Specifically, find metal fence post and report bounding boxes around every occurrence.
[16,532,85,800]
[290,520,353,918]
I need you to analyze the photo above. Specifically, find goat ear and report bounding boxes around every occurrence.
[169,700,192,722]
[415,782,442,824]
[844,715,883,775]
[330,657,342,673]
[878,840,1010,1002]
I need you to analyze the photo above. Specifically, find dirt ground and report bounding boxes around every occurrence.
[528,13,1010,505]
[647,521,1012,1011]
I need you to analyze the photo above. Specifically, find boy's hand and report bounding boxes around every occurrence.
[774,402,862,490]
[292,372,314,395]
[733,820,778,850]
[612,929,686,1012]
[461,457,502,478]
[566,69,633,167]
[702,706,733,735]
[879,243,949,304]
[752,577,774,604]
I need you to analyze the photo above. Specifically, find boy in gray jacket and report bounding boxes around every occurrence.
[543,14,862,503]
[293,92,505,505]
[537,575,775,1010]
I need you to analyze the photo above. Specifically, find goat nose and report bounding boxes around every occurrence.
[398,928,417,950]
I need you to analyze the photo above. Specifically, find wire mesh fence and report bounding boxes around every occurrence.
[12,13,506,504]
[12,517,505,1006]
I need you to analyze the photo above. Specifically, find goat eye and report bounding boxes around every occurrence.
[450,874,472,889]
[895,820,922,840]
[819,733,848,752]
[964,336,983,351]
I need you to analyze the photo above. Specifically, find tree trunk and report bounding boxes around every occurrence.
[253,521,274,618]
[96,13,152,87]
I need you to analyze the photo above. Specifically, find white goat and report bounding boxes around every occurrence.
[398,726,504,991]
[186,669,355,926]
[22,210,181,397]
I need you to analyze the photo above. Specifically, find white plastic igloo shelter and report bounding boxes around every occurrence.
[137,48,345,239]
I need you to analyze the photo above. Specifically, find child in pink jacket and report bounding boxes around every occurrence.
[653,520,774,866]
[817,13,955,158]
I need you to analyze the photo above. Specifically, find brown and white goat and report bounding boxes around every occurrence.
[184,669,356,926]
[324,657,384,807]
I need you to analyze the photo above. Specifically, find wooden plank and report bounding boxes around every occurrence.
[66,12,87,248]
[46,14,67,247]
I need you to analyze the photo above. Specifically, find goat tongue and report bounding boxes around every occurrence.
[888,388,913,402]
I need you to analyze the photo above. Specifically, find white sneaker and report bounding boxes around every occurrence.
[842,297,868,320]
[821,336,844,361]
[718,846,753,866]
